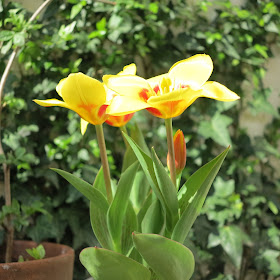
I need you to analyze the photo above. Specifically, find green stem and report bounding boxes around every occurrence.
[165,118,176,187]
[95,124,113,203]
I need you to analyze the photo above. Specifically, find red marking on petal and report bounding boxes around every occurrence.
[123,113,134,122]
[98,104,109,118]
[181,85,189,89]
[153,84,160,94]
[78,103,96,112]
[146,107,162,117]
[139,88,149,102]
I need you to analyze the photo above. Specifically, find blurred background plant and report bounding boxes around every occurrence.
[0,0,279,279]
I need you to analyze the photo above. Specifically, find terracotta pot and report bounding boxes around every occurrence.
[0,240,74,280]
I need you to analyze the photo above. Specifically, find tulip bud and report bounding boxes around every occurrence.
[167,129,186,175]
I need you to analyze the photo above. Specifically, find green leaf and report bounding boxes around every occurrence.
[133,233,194,280]
[107,162,139,251]
[141,200,165,235]
[130,171,150,214]
[122,124,150,172]
[172,147,230,243]
[151,148,179,231]
[121,202,138,255]
[90,168,113,250]
[13,32,25,46]
[26,244,45,260]
[80,247,151,280]
[198,114,232,147]
[219,225,247,269]
[0,30,14,41]
[122,133,164,205]
[70,2,85,19]
[52,168,108,212]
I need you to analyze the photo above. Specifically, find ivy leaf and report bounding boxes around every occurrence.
[198,113,232,147]
[219,225,249,269]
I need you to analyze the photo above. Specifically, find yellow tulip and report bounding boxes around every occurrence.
[105,113,134,127]
[104,54,240,119]
[34,72,108,125]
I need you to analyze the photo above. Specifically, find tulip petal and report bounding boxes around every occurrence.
[147,88,201,118]
[148,74,168,93]
[201,81,240,101]
[118,63,137,75]
[81,118,89,135]
[169,54,213,89]
[33,98,71,109]
[56,73,106,109]
[103,75,154,99]
[107,95,150,116]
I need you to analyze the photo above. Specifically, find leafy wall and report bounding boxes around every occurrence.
[0,0,279,279]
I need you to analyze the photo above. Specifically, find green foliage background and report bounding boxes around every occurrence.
[0,0,279,279]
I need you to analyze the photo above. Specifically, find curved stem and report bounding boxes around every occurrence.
[95,124,113,203]
[165,118,176,187]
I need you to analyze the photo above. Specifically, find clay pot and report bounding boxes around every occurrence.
[0,240,74,280]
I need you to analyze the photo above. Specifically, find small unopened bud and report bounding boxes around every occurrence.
[167,129,186,175]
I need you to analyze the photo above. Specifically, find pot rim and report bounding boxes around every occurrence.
[0,240,74,266]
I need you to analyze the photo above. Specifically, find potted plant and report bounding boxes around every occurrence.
[0,1,74,279]
[34,53,240,279]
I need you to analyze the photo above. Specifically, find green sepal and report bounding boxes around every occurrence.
[133,233,194,280]
[80,247,151,280]
[151,148,179,232]
[107,162,139,252]
[172,147,230,243]
[51,168,108,212]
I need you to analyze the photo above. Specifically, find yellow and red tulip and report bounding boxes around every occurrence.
[34,73,108,125]
[105,113,134,127]
[104,54,240,119]
[167,129,186,175]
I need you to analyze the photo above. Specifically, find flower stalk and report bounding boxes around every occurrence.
[95,124,113,203]
[165,118,176,187]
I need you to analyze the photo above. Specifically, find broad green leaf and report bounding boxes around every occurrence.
[122,123,150,172]
[107,162,139,251]
[122,133,164,205]
[141,200,165,235]
[121,202,138,255]
[52,168,108,212]
[256,249,280,276]
[80,247,151,280]
[172,147,229,243]
[133,233,194,280]
[219,225,249,269]
[92,167,107,197]
[198,114,232,147]
[137,191,153,228]
[0,30,14,41]
[130,171,150,214]
[151,148,179,231]
[90,168,113,250]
